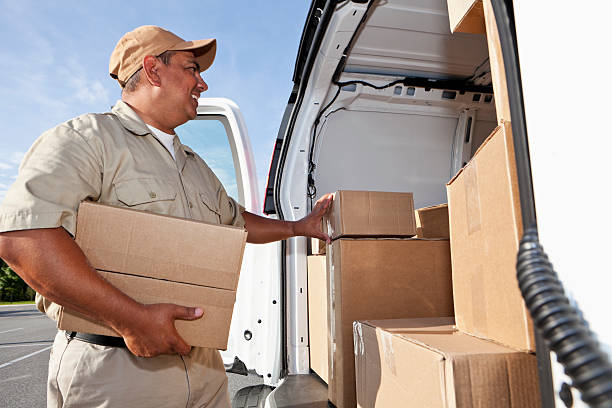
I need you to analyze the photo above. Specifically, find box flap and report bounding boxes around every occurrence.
[355,318,540,407]
[447,122,535,351]
[75,202,247,290]
[447,0,486,34]
[361,317,455,333]
[355,319,449,407]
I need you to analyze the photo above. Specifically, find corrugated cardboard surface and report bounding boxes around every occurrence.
[328,239,454,408]
[415,204,449,239]
[354,319,540,407]
[58,271,236,349]
[311,237,326,255]
[447,122,535,351]
[326,191,416,239]
[308,255,329,383]
[446,0,486,34]
[75,202,247,290]
[62,202,247,350]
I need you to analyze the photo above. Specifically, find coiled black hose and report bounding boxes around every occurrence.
[517,228,612,406]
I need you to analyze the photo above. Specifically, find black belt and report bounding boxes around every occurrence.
[66,331,127,348]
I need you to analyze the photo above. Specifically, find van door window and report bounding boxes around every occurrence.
[177,116,240,202]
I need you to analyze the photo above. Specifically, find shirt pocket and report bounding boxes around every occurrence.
[113,178,178,213]
[199,191,221,223]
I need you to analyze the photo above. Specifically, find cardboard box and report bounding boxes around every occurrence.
[72,202,245,289]
[446,0,486,34]
[328,238,454,408]
[447,122,535,351]
[59,271,237,349]
[415,204,449,239]
[311,237,326,255]
[483,0,511,124]
[308,255,329,383]
[58,202,248,349]
[325,191,416,240]
[354,318,540,407]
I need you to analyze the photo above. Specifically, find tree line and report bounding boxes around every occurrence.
[0,258,35,302]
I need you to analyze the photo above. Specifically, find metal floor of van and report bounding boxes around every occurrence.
[267,374,329,407]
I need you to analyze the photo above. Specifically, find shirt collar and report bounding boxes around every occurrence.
[111,100,151,136]
[111,100,195,165]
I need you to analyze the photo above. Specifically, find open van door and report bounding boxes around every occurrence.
[177,98,283,386]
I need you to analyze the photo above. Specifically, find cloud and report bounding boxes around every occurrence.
[71,77,110,105]
[0,163,12,171]
[61,57,111,106]
[9,152,25,165]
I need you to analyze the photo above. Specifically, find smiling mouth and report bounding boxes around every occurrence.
[191,95,199,108]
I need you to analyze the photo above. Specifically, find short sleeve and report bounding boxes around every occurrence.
[218,187,246,228]
[0,124,102,236]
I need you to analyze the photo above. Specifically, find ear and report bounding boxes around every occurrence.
[142,55,162,87]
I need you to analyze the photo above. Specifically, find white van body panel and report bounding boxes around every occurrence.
[513,2,612,406]
[278,2,370,375]
[195,98,283,385]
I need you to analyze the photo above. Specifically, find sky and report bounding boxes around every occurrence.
[0,0,312,210]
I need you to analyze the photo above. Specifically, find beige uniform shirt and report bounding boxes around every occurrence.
[0,100,245,320]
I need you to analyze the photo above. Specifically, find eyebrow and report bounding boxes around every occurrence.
[189,60,201,71]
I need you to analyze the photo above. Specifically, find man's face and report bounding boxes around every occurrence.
[157,51,208,127]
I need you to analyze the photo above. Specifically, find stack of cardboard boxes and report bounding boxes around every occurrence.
[58,202,248,349]
[307,124,540,407]
[308,191,455,408]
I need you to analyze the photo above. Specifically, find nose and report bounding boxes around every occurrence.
[196,73,208,93]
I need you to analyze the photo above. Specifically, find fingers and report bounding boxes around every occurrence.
[315,193,333,210]
[313,232,331,244]
[169,306,198,355]
[173,305,204,321]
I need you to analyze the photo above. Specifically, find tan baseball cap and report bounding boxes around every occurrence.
[109,25,216,87]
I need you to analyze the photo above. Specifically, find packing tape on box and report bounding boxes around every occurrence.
[381,330,396,376]
[327,244,336,381]
[464,162,482,235]
[353,321,364,356]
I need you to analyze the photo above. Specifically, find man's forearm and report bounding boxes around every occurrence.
[242,211,296,244]
[0,227,144,334]
[242,195,332,244]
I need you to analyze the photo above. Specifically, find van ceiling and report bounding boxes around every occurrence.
[345,0,490,82]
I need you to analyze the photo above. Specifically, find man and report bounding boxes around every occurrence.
[0,25,331,407]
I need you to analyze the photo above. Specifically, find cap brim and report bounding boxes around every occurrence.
[169,38,216,72]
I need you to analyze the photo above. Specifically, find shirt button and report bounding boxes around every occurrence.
[189,202,193,208]
[149,192,157,199]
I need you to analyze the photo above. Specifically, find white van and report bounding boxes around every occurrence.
[195,1,612,406]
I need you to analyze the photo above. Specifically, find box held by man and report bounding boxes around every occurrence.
[58,202,247,349]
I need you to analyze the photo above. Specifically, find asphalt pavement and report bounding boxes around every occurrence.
[0,304,262,407]
[0,304,55,408]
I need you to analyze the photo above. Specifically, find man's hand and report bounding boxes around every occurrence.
[119,304,203,357]
[293,193,333,243]
[243,193,334,244]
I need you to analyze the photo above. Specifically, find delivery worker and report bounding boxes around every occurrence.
[0,25,331,407]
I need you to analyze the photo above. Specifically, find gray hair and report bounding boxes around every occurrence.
[122,50,176,93]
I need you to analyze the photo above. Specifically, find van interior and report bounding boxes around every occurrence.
[258,0,522,406]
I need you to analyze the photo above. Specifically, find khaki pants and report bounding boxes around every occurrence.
[47,331,230,408]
